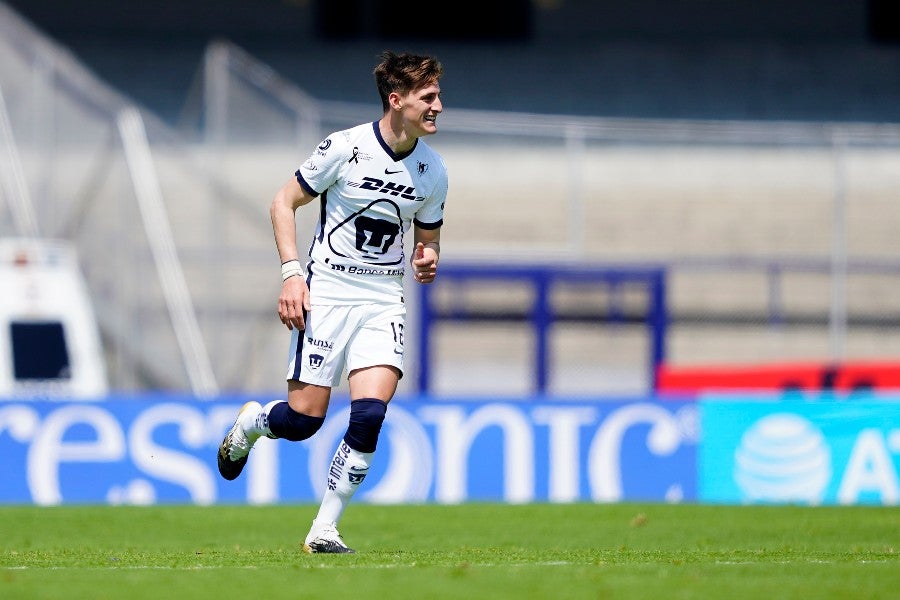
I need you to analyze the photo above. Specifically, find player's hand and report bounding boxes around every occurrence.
[278,275,311,330]
[411,242,437,284]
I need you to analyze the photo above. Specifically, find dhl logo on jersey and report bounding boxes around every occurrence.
[350,177,425,201]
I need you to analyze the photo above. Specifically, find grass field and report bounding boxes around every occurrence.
[1,502,897,599]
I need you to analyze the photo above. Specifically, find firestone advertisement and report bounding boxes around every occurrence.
[0,395,698,505]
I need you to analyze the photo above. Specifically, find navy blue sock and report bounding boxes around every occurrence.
[343,398,387,453]
[267,402,324,442]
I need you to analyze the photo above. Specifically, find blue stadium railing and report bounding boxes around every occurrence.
[416,263,668,394]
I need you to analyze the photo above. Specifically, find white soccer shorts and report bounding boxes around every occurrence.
[285,302,406,387]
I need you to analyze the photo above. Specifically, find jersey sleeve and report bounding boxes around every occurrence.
[413,159,448,230]
[295,132,350,196]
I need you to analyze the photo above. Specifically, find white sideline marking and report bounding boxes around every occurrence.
[4,561,579,571]
[4,559,893,571]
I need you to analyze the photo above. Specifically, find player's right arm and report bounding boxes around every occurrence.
[271,176,316,331]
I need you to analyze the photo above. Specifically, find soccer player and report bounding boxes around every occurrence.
[217,51,447,553]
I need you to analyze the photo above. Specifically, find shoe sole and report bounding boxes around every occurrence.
[302,541,356,554]
[216,401,259,481]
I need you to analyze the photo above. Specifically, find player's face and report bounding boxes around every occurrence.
[401,83,442,137]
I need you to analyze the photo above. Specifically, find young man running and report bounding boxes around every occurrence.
[217,50,447,553]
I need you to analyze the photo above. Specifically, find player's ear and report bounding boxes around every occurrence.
[389,91,403,110]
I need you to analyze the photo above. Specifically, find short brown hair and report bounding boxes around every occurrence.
[374,51,443,112]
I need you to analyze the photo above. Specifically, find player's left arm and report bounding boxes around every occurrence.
[412,156,446,284]
[411,225,440,284]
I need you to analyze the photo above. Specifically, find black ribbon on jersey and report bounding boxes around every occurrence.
[348,147,359,164]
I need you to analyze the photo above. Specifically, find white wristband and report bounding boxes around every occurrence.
[281,259,302,282]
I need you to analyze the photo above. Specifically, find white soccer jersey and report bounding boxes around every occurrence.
[295,121,447,305]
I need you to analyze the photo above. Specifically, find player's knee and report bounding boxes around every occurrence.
[268,401,324,442]
[343,398,387,453]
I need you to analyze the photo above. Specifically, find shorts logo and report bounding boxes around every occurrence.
[309,353,324,369]
[307,337,334,350]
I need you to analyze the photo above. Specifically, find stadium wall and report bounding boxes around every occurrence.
[4,4,900,400]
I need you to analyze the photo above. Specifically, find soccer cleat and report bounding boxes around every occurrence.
[217,401,265,481]
[302,522,356,554]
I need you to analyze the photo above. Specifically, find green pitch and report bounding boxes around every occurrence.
[1,503,897,599]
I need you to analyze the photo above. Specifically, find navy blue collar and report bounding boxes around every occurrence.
[372,121,417,161]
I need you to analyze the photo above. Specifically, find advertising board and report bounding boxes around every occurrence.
[0,394,699,505]
[700,395,900,505]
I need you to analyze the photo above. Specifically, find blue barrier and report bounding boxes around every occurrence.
[417,264,668,394]
[0,393,697,505]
